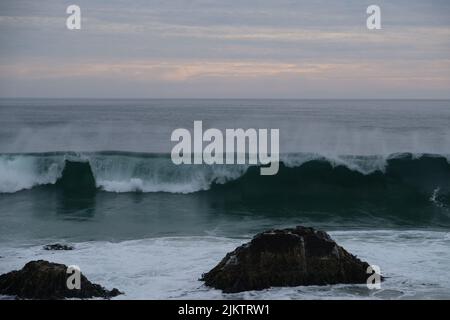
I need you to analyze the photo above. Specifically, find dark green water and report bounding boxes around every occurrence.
[1,99,450,299]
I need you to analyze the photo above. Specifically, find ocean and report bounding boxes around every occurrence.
[0,99,450,299]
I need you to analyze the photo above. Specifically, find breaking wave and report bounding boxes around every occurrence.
[0,152,449,207]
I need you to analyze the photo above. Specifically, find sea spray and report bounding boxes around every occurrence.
[171,121,280,175]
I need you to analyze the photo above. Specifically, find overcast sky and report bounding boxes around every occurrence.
[0,0,449,98]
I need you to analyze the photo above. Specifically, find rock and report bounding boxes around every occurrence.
[43,244,74,251]
[201,226,373,293]
[0,260,123,299]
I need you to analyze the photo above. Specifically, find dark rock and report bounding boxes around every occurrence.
[201,226,373,293]
[43,244,74,251]
[0,260,123,299]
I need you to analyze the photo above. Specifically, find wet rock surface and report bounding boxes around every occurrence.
[0,260,123,299]
[202,226,372,293]
[43,243,74,251]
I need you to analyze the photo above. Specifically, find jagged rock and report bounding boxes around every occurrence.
[43,244,74,251]
[201,226,373,293]
[0,260,123,299]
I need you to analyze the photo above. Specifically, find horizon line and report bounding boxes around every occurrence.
[1,97,450,101]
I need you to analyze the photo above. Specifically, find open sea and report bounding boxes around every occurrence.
[1,99,450,299]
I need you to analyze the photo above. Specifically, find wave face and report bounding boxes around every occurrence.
[0,151,449,206]
[0,154,64,193]
[0,152,248,194]
[209,154,450,211]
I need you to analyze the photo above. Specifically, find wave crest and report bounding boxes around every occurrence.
[0,152,449,200]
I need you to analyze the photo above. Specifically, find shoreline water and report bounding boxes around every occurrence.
[1,99,450,299]
[1,229,450,300]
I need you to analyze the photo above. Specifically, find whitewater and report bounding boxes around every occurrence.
[1,151,450,194]
[1,99,450,299]
[2,230,450,299]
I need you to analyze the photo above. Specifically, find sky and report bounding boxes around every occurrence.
[0,0,449,98]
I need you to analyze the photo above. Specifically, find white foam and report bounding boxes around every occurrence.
[0,155,63,193]
[0,152,448,194]
[281,153,388,175]
[89,154,249,193]
[1,230,450,299]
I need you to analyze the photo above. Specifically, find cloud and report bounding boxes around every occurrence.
[0,0,449,98]
[2,58,449,85]
[0,60,332,81]
[2,14,448,47]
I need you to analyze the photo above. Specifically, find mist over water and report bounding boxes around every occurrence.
[1,99,450,155]
[1,99,450,234]
[1,99,450,299]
